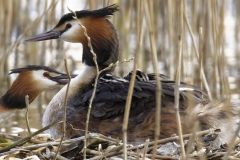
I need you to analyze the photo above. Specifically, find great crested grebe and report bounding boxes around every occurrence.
[26,5,235,147]
[0,65,73,122]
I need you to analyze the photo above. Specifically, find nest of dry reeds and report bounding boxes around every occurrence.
[0,129,240,159]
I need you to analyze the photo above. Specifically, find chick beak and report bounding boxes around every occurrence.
[25,30,62,42]
[49,74,77,85]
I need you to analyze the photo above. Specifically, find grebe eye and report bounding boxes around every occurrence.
[66,23,72,29]
[43,72,49,77]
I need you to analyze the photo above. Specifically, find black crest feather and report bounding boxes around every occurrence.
[9,65,64,75]
[55,4,119,28]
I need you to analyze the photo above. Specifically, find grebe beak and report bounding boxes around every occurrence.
[25,30,61,42]
[49,74,77,85]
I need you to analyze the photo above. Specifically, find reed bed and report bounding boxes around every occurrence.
[0,0,240,159]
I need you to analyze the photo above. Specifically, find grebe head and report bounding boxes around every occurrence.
[26,4,120,68]
[0,65,75,110]
[9,65,73,91]
[0,65,76,121]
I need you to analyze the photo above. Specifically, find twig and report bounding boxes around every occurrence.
[67,7,99,160]
[145,128,217,149]
[90,129,218,160]
[25,95,31,135]
[174,0,186,158]
[131,153,178,160]
[218,0,229,99]
[0,136,85,156]
[92,152,177,160]
[86,148,101,155]
[95,133,120,144]
[0,133,22,141]
[183,11,212,100]
[142,139,149,160]
[122,1,143,159]
[211,0,220,98]
[199,27,203,90]
[99,58,134,75]
[0,133,115,156]
[223,120,240,160]
[196,27,206,160]
[0,120,62,153]
[143,1,162,159]
[70,124,85,132]
[50,152,69,160]
[105,144,124,154]
[98,143,102,156]
[54,58,71,160]
[185,121,200,160]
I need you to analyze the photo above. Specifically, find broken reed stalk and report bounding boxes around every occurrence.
[183,11,212,100]
[199,27,203,90]
[25,95,31,135]
[142,139,149,160]
[175,0,185,158]
[122,1,143,159]
[54,58,71,160]
[98,144,102,156]
[143,1,162,159]
[86,148,102,156]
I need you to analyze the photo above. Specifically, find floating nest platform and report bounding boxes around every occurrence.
[0,127,240,160]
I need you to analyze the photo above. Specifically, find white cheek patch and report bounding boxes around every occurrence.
[32,71,58,90]
[60,21,82,43]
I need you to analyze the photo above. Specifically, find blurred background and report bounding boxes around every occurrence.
[0,0,239,136]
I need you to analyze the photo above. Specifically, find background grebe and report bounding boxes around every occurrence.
[0,65,73,122]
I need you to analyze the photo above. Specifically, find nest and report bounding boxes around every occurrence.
[0,127,240,160]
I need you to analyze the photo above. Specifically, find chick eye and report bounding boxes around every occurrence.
[66,23,72,29]
[43,72,49,77]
